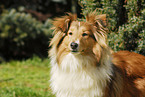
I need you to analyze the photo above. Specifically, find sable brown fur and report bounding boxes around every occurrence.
[49,12,145,97]
[108,51,145,97]
[113,51,145,78]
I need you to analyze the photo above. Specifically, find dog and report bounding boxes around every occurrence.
[49,12,145,97]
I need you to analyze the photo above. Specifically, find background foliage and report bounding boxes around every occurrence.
[79,0,145,55]
[0,7,52,61]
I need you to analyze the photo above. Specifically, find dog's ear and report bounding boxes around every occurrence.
[87,12,110,65]
[96,14,107,27]
[86,12,108,48]
[86,13,107,27]
[52,13,77,34]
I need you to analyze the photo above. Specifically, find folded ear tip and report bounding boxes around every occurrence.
[65,19,70,22]
[97,14,106,20]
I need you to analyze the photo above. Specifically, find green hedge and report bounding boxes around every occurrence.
[0,7,52,61]
[79,0,145,55]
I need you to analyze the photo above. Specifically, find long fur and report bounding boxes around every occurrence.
[49,13,145,97]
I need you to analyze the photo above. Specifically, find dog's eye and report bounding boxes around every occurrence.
[82,33,88,37]
[69,32,73,35]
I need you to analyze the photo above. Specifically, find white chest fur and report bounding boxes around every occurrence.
[50,53,112,97]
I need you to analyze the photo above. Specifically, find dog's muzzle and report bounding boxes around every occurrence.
[70,42,78,52]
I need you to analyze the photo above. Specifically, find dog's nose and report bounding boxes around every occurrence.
[70,42,78,49]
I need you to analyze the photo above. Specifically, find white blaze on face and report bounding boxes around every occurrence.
[78,21,81,27]
[75,39,80,49]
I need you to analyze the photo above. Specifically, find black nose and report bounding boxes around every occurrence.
[70,42,78,49]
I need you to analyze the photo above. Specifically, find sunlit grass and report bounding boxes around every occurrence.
[0,56,54,97]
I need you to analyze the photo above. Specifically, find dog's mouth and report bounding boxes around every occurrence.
[71,49,78,53]
[71,49,85,53]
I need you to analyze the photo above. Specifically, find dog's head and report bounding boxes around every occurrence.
[50,12,110,65]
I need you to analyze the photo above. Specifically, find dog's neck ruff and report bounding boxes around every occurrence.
[50,53,113,97]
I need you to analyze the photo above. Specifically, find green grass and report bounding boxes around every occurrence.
[0,56,54,97]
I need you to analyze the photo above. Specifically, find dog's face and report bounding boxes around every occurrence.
[61,21,96,55]
[50,13,108,64]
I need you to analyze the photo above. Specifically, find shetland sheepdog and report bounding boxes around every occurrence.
[49,12,145,97]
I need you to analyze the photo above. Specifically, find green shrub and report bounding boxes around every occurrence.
[80,0,145,55]
[0,7,52,61]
